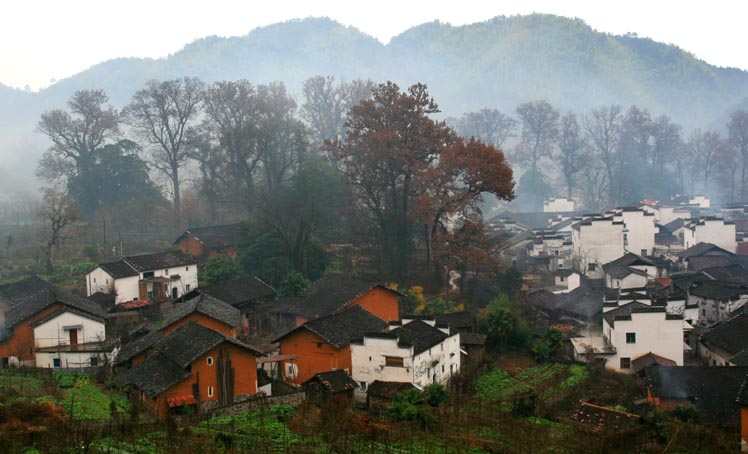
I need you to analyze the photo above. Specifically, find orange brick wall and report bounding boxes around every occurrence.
[278,329,351,385]
[351,287,400,322]
[145,343,257,418]
[162,313,236,338]
[176,236,205,258]
[742,406,748,447]
[0,303,62,362]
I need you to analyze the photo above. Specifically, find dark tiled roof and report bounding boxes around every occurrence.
[123,251,195,272]
[570,402,641,433]
[161,294,240,330]
[689,281,747,300]
[29,306,106,328]
[200,277,276,307]
[391,320,449,355]
[174,223,244,250]
[678,242,734,258]
[631,352,677,373]
[460,333,487,346]
[663,218,685,232]
[531,278,605,320]
[114,329,163,366]
[402,312,475,331]
[603,302,668,327]
[602,253,656,278]
[700,264,748,285]
[303,369,358,393]
[98,260,138,278]
[700,313,748,357]
[654,231,680,246]
[115,353,190,398]
[367,380,416,398]
[294,274,398,319]
[0,276,55,305]
[646,366,748,425]
[3,284,105,332]
[156,321,262,368]
[287,306,387,349]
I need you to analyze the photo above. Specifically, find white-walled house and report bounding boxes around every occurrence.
[32,307,110,369]
[544,198,575,213]
[687,281,748,326]
[601,302,686,373]
[350,319,460,401]
[553,270,581,294]
[683,218,737,253]
[571,217,625,279]
[613,208,657,257]
[86,251,198,304]
[602,253,659,290]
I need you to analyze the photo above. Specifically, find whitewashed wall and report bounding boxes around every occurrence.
[684,219,737,253]
[572,220,625,279]
[86,267,115,296]
[36,351,109,369]
[33,311,106,348]
[618,211,656,256]
[544,198,575,213]
[603,310,684,373]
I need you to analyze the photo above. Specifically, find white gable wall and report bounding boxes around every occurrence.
[572,220,625,279]
[619,211,656,256]
[86,267,115,296]
[33,311,106,349]
[603,310,684,373]
[684,220,737,253]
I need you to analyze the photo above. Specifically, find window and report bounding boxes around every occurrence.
[93,277,96,283]
[385,356,404,367]
[164,269,169,276]
[360,381,367,391]
[90,356,99,367]
[207,357,214,366]
[186,284,191,291]
[143,271,154,278]
[623,233,628,245]
[560,276,565,282]
[147,291,154,298]
[186,267,189,271]
[106,279,109,284]
[558,263,564,269]
[554,250,559,256]
[369,356,372,361]
[442,365,445,372]
[588,263,597,271]
[626,333,636,344]
[620,358,631,369]
[207,386,214,397]
[641,249,647,256]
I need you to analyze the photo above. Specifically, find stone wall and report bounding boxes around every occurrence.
[209,391,305,418]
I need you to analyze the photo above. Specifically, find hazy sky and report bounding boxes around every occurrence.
[2,0,746,90]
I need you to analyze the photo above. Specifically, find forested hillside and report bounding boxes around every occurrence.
[3,14,748,192]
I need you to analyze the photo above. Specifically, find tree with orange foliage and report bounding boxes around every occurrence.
[328,82,514,282]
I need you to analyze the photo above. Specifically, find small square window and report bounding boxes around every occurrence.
[186,267,189,271]
[207,357,214,366]
[589,263,598,271]
[164,269,169,275]
[385,356,404,367]
[186,284,191,291]
[626,333,636,344]
[560,277,565,282]
[620,358,631,369]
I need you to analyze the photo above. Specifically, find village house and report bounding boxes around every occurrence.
[116,321,263,418]
[173,223,244,258]
[278,274,401,326]
[365,381,417,416]
[612,207,657,257]
[571,216,625,279]
[551,269,581,294]
[275,305,387,385]
[602,253,659,290]
[113,293,241,370]
[683,217,737,253]
[86,251,198,304]
[688,280,748,326]
[528,231,572,271]
[645,366,748,427]
[350,318,461,401]
[194,277,276,336]
[0,278,109,368]
[698,312,748,366]
[302,369,358,402]
[543,198,575,213]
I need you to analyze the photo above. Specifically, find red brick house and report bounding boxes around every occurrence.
[116,321,263,418]
[173,223,244,258]
[274,306,387,385]
[277,274,401,327]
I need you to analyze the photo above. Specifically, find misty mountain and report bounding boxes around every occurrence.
[3,14,748,192]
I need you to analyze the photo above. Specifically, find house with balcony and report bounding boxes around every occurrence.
[86,251,198,304]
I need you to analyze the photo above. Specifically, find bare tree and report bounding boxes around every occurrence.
[555,111,586,199]
[727,110,748,202]
[36,89,119,183]
[454,108,517,150]
[687,129,723,195]
[514,100,559,172]
[580,161,609,211]
[125,77,204,222]
[583,105,622,204]
[38,189,79,273]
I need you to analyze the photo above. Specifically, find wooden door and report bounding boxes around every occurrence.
[69,329,78,346]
